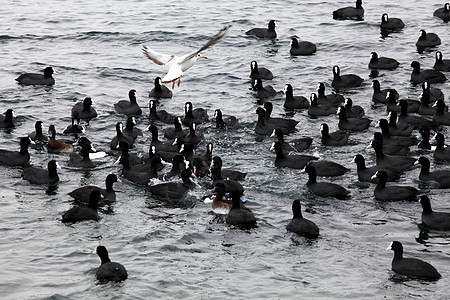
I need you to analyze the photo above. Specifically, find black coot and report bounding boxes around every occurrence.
[372,171,419,201]
[245,20,276,38]
[62,190,101,223]
[95,246,128,282]
[114,89,142,116]
[15,67,55,85]
[420,195,450,231]
[22,160,60,185]
[286,200,319,238]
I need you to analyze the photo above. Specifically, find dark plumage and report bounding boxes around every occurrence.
[377,119,418,147]
[289,37,316,56]
[344,98,364,118]
[28,121,48,142]
[432,99,450,125]
[184,123,204,146]
[69,142,96,168]
[271,128,312,152]
[380,13,404,31]
[210,156,246,182]
[432,133,450,161]
[68,174,121,204]
[147,168,196,201]
[164,117,187,140]
[283,84,309,110]
[372,132,409,157]
[0,109,15,128]
[388,111,414,136]
[110,122,134,150]
[352,154,400,183]
[372,171,419,201]
[333,0,364,20]
[123,116,141,141]
[308,93,336,117]
[369,139,416,173]
[303,164,350,200]
[369,52,399,70]
[0,137,33,166]
[415,30,441,49]
[316,82,344,107]
[22,160,60,185]
[47,125,75,153]
[420,195,450,231]
[15,67,55,85]
[245,20,277,39]
[254,107,296,136]
[149,100,173,123]
[116,156,162,185]
[337,106,371,132]
[252,78,277,99]
[147,124,176,153]
[433,51,450,71]
[332,65,363,89]
[398,100,435,129]
[387,241,441,281]
[434,3,450,22]
[422,81,444,102]
[386,91,419,114]
[225,191,256,228]
[62,190,101,223]
[214,109,239,129]
[149,77,172,98]
[63,112,85,135]
[71,97,97,120]
[286,200,319,238]
[95,246,128,282]
[371,80,398,104]
[320,123,348,146]
[182,101,208,127]
[249,61,273,80]
[410,61,446,84]
[270,141,318,169]
[115,89,142,116]
[418,91,437,116]
[415,156,450,188]
[310,160,349,177]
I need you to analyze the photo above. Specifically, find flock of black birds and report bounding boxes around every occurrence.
[2,0,450,284]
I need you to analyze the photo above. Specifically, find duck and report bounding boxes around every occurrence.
[308,93,336,117]
[146,124,177,153]
[69,174,121,204]
[214,109,239,129]
[69,142,96,168]
[303,164,350,200]
[114,89,142,116]
[245,20,276,39]
[210,163,245,195]
[337,106,371,131]
[415,30,441,49]
[434,3,450,22]
[369,140,416,173]
[252,78,277,99]
[123,116,142,141]
[147,168,196,201]
[61,190,101,223]
[372,132,409,157]
[163,117,187,139]
[387,241,441,281]
[320,123,348,146]
[289,37,316,56]
[415,156,450,188]
[149,100,173,124]
[387,111,414,136]
[149,77,172,99]
[420,195,450,231]
[110,122,134,151]
[264,102,298,129]
[316,82,344,107]
[270,141,318,169]
[380,13,404,31]
[63,112,85,135]
[95,246,128,282]
[15,66,55,85]
[333,0,364,20]
[254,107,296,136]
[432,133,450,161]
[249,61,273,80]
[410,61,446,84]
[433,51,450,71]
[0,137,34,167]
[116,156,162,185]
[371,80,398,104]
[398,100,435,129]
[286,200,319,238]
[332,65,363,89]
[310,160,349,177]
[377,119,418,146]
[271,128,312,152]
[371,171,419,201]
[71,97,97,120]
[0,109,15,128]
[208,182,250,214]
[210,156,246,182]
[22,160,60,185]
[352,154,400,183]
[225,191,256,228]
[47,125,75,153]
[182,101,208,127]
[283,84,309,110]
[386,92,420,114]
[344,98,364,118]
[432,100,450,125]
[418,127,432,150]
[28,121,48,142]
[369,52,399,70]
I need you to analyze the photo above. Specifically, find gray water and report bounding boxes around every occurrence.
[0,0,449,299]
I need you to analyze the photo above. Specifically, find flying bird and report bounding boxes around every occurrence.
[142,25,231,89]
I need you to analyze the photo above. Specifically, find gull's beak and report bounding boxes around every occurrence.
[200,56,207,59]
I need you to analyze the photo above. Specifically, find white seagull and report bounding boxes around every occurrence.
[142,25,231,89]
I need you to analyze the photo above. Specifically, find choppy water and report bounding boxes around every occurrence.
[0,0,449,299]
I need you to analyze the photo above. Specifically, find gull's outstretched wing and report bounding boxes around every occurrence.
[183,25,232,62]
[142,45,175,66]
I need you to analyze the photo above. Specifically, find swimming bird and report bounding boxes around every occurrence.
[163,117,187,139]
[420,195,450,231]
[308,93,336,117]
[418,127,432,150]
[432,99,450,125]
[22,160,60,185]
[422,81,444,102]
[410,61,446,84]
[149,77,172,98]
[63,112,85,135]
[270,142,317,170]
[372,171,419,201]
[210,156,246,182]
[371,80,398,104]
[149,100,173,124]
[28,121,48,142]
[142,25,231,88]
[310,160,349,177]
[377,119,418,146]
[114,89,142,116]
[320,123,348,146]
[380,13,404,31]
[249,61,273,80]
[352,154,400,183]
[415,30,441,49]
[333,0,364,20]
[286,200,319,238]
[386,92,420,114]
[387,241,441,280]
[316,82,344,107]
[369,140,416,173]
[252,78,277,99]
[184,123,204,146]
[182,101,208,127]
[254,107,296,136]
[432,133,450,161]
[147,124,177,153]
[0,137,34,166]
[110,122,134,151]
[271,128,312,152]
[303,164,350,200]
[69,142,96,168]
[387,111,414,136]
[62,190,101,223]
[246,20,276,39]
[71,97,98,120]
[147,168,196,202]
[332,66,363,89]
[433,51,450,71]
[0,109,15,129]
[398,100,435,129]
[418,91,437,116]
[434,3,450,22]
[369,52,399,70]
[344,98,364,118]
[289,37,316,56]
[337,106,371,132]
[69,174,121,204]
[15,67,55,85]
[415,156,450,188]
[95,246,128,282]
[214,109,239,129]
[123,116,142,141]
[47,125,75,153]
[283,84,309,110]
[225,191,256,228]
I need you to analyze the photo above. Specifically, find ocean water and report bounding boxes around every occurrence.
[0,0,449,299]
